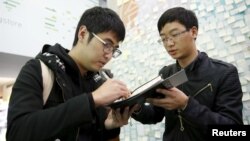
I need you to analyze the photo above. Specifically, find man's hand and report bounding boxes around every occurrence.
[146,87,189,110]
[104,105,138,129]
[92,79,130,107]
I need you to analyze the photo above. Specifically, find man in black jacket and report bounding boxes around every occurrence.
[132,7,243,141]
[6,6,135,141]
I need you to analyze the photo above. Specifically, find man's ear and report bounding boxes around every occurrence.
[78,25,88,41]
[191,26,198,40]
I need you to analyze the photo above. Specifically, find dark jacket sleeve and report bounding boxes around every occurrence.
[132,104,165,124]
[183,65,243,126]
[6,59,96,141]
[103,128,120,140]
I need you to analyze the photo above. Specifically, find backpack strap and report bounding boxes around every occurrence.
[39,60,54,105]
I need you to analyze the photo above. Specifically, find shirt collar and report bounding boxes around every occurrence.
[176,51,203,71]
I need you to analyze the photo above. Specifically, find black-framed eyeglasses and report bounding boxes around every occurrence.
[92,33,122,58]
[158,30,188,45]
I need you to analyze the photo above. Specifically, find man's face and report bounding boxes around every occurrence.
[159,22,197,60]
[81,31,120,72]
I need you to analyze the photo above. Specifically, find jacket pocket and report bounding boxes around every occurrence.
[193,83,214,108]
[193,83,213,97]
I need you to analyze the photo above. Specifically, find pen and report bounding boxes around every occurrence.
[101,70,110,80]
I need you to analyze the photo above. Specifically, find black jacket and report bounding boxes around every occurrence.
[6,43,119,141]
[133,52,243,141]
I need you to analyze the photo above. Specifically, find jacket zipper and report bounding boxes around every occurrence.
[178,83,185,132]
[75,128,80,141]
[177,83,213,132]
[56,77,82,140]
[56,77,66,102]
[178,109,184,131]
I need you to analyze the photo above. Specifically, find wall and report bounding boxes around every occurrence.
[106,0,250,140]
[0,0,99,57]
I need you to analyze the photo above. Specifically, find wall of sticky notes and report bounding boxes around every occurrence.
[106,0,250,140]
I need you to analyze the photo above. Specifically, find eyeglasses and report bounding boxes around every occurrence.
[158,30,188,45]
[92,33,122,58]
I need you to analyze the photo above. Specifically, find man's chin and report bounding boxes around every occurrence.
[92,66,102,72]
[169,53,180,59]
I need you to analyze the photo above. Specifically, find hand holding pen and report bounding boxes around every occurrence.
[92,69,131,107]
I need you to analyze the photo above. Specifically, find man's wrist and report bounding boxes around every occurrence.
[181,96,189,111]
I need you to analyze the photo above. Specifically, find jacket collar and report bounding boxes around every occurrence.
[176,51,208,72]
[36,43,96,80]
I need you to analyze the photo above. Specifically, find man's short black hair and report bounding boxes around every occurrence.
[73,6,125,46]
[157,7,198,32]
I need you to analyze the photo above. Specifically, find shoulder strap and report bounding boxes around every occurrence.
[39,60,54,105]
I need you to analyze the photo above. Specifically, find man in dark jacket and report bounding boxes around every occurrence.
[132,7,243,141]
[6,6,135,141]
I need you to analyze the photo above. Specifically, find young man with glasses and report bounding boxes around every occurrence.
[7,6,136,141]
[132,7,243,141]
